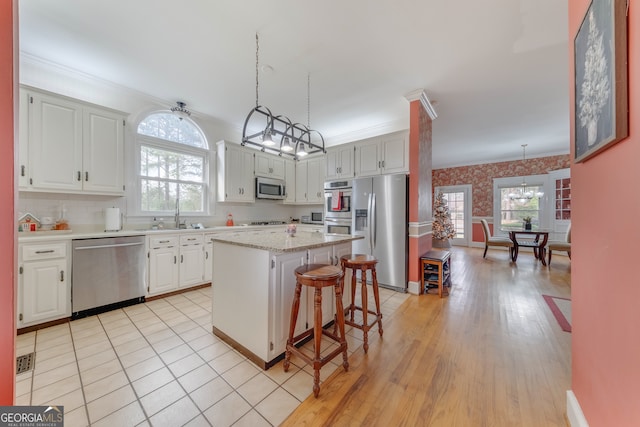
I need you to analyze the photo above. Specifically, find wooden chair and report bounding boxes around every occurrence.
[547,223,571,266]
[480,219,514,259]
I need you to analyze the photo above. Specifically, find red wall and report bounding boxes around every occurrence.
[570,0,640,425]
[433,155,570,217]
[0,0,16,405]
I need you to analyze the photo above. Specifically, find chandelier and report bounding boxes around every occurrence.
[508,144,544,202]
[241,33,325,160]
[170,101,191,120]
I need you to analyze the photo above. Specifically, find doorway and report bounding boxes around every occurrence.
[435,185,471,246]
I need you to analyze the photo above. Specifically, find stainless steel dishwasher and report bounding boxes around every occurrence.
[72,235,146,317]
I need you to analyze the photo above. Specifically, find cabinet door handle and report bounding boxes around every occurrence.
[181,255,184,263]
[35,249,55,254]
[205,252,209,260]
[159,240,170,243]
[77,171,82,181]
[60,270,64,282]
[174,255,177,264]
[382,160,385,168]
[21,165,25,177]
[85,171,89,181]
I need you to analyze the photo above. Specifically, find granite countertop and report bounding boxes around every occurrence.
[211,230,363,253]
[16,224,325,243]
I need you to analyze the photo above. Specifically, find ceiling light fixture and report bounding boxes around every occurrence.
[508,144,544,202]
[170,101,191,120]
[241,33,325,159]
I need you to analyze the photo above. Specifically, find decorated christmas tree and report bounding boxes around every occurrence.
[433,191,456,246]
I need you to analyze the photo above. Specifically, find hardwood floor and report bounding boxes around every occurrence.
[281,246,571,427]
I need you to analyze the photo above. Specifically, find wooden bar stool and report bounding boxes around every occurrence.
[340,254,383,353]
[283,263,349,398]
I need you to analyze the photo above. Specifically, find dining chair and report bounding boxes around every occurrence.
[480,219,514,259]
[547,223,571,266]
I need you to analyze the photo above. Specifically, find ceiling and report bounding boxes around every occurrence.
[18,0,570,169]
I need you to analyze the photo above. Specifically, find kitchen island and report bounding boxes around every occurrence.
[211,230,363,369]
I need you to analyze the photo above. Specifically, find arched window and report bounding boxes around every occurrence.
[137,112,209,216]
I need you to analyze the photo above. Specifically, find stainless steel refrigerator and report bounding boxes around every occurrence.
[352,174,408,292]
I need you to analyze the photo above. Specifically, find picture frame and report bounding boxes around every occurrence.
[574,0,628,163]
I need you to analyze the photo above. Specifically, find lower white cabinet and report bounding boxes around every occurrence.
[179,234,204,288]
[18,241,71,327]
[204,238,213,283]
[148,235,180,296]
[148,233,209,296]
[270,242,352,361]
[270,250,308,360]
[212,239,353,366]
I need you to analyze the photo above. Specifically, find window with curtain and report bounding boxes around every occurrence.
[137,112,209,214]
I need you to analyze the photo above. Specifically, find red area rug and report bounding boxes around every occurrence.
[543,295,571,333]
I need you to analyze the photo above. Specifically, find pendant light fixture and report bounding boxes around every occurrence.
[241,33,325,159]
[170,101,191,120]
[508,144,544,202]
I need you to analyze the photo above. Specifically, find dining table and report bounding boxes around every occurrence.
[506,229,551,265]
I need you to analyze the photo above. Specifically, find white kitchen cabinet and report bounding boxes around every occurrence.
[18,88,30,189]
[81,106,125,194]
[213,238,354,367]
[18,241,71,327]
[325,145,354,181]
[332,242,354,308]
[203,238,213,283]
[307,246,339,326]
[149,233,208,296]
[255,151,285,180]
[283,159,296,204]
[148,235,180,296]
[354,132,408,177]
[216,141,255,202]
[270,250,307,360]
[179,234,204,288]
[24,88,125,195]
[295,156,325,204]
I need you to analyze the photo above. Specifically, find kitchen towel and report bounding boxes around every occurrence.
[104,207,121,231]
[331,190,342,210]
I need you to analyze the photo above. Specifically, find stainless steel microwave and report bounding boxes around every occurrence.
[256,176,286,200]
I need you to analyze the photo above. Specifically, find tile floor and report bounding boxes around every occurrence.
[15,286,409,426]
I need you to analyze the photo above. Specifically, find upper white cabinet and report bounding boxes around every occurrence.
[21,87,125,195]
[354,132,409,177]
[18,88,29,188]
[295,156,325,204]
[325,145,354,181]
[216,141,255,202]
[283,159,296,204]
[254,152,285,180]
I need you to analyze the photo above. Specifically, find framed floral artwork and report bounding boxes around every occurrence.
[574,0,628,163]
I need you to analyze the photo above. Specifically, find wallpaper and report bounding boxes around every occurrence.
[432,155,570,217]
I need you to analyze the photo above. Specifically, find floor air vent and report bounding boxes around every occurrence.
[16,353,34,374]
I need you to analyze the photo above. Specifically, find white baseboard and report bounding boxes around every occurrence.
[407,281,420,295]
[567,390,589,427]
